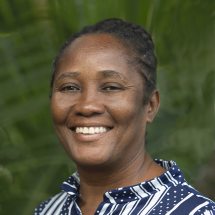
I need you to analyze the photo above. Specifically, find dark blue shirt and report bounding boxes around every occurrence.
[34,160,215,215]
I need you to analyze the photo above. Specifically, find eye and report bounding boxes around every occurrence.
[102,83,125,92]
[105,86,121,91]
[60,85,80,92]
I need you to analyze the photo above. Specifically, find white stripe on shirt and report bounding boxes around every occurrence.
[139,181,168,214]
[53,194,69,215]
[40,192,65,215]
[166,193,194,215]
[45,192,68,215]
[165,171,178,186]
[105,192,116,204]
[121,200,140,215]
[189,201,209,215]
[100,203,110,215]
[62,181,77,189]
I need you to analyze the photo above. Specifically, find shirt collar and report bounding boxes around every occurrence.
[61,159,185,203]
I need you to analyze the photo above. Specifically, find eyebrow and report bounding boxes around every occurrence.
[55,71,80,82]
[97,70,128,83]
[55,70,128,83]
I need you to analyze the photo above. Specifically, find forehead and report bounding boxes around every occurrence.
[68,33,123,51]
[58,33,129,67]
[55,34,142,85]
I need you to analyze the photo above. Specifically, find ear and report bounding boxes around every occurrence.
[146,89,160,123]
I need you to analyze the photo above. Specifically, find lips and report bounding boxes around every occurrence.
[75,127,111,134]
[69,126,113,142]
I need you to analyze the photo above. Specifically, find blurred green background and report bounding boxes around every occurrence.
[0,0,214,214]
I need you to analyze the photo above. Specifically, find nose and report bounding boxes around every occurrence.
[73,91,105,116]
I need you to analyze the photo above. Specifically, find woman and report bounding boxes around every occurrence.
[34,19,215,215]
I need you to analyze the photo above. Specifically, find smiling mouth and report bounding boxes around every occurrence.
[71,127,112,134]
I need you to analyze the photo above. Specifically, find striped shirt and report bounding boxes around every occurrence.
[34,159,215,215]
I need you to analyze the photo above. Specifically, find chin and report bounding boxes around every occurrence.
[66,147,113,169]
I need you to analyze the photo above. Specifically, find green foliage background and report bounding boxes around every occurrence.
[0,0,214,214]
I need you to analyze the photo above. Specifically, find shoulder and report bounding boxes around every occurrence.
[149,159,215,214]
[158,182,215,215]
[34,171,80,214]
[34,191,73,215]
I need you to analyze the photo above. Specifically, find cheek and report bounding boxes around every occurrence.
[51,94,70,124]
[108,93,145,125]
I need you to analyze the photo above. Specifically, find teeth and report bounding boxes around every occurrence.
[83,127,88,134]
[75,127,110,134]
[99,127,103,133]
[95,127,99,133]
[89,127,95,134]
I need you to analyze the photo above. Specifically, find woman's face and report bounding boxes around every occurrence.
[51,34,157,169]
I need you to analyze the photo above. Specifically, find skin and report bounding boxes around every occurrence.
[51,34,165,215]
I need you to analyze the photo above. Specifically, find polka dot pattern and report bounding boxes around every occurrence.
[34,160,215,215]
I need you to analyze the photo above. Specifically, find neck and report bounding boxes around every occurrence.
[76,151,165,206]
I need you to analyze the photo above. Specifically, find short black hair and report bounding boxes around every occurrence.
[51,18,157,104]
